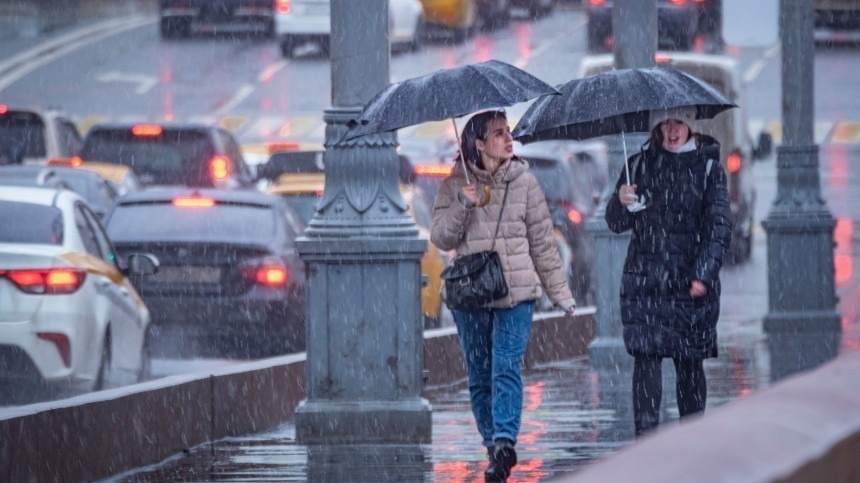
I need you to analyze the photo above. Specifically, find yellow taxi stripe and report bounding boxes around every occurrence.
[831,122,860,143]
[59,252,124,285]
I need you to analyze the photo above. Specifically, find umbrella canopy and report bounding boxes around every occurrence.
[511,66,736,144]
[344,60,559,141]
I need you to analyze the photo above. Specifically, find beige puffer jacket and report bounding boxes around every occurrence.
[431,157,576,310]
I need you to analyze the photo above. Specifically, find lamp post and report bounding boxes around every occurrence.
[763,0,840,381]
[294,0,431,444]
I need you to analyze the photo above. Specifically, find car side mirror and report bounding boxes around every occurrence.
[753,132,773,160]
[124,253,159,276]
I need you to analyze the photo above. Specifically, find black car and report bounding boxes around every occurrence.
[160,0,275,39]
[79,123,255,190]
[518,143,598,304]
[0,165,118,219]
[105,188,307,358]
[587,0,701,52]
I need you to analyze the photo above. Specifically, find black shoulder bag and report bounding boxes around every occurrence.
[441,182,510,311]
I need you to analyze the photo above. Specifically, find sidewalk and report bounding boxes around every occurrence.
[108,155,860,482]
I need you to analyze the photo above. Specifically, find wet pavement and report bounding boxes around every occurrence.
[105,147,860,482]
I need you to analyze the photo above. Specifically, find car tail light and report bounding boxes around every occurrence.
[589,0,606,6]
[414,164,453,177]
[655,53,671,63]
[209,155,231,181]
[4,268,86,294]
[242,259,289,287]
[172,196,215,208]
[560,202,583,224]
[37,333,71,367]
[132,125,163,137]
[0,104,7,114]
[727,151,742,174]
[669,0,687,5]
[275,0,290,14]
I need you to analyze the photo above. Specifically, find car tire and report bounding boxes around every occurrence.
[160,17,190,39]
[137,327,153,383]
[93,332,111,391]
[280,36,295,58]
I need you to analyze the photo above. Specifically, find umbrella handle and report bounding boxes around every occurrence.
[475,185,491,207]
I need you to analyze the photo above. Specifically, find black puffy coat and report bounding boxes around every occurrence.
[605,135,732,359]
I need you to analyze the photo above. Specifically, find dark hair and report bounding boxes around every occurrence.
[458,110,507,171]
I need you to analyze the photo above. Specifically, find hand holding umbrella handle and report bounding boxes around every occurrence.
[475,185,492,207]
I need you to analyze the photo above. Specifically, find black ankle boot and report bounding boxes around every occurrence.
[484,438,517,482]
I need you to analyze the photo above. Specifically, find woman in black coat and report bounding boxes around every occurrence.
[605,106,732,437]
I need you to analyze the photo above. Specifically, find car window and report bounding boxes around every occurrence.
[281,194,320,225]
[0,111,46,158]
[79,203,118,266]
[0,200,64,245]
[80,128,216,186]
[74,203,103,257]
[57,120,83,156]
[218,129,251,179]
[107,202,276,244]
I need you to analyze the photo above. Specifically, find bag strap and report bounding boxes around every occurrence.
[704,158,714,191]
[490,182,511,252]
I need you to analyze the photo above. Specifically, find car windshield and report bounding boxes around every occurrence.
[0,201,63,244]
[280,194,320,225]
[0,111,46,159]
[107,203,275,243]
[80,129,215,186]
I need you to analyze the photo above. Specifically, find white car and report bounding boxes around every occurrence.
[275,0,425,58]
[0,104,83,166]
[0,187,157,395]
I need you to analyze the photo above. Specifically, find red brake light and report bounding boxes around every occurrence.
[669,0,686,5]
[655,53,671,63]
[5,268,86,294]
[172,197,215,208]
[37,333,71,367]
[414,164,453,177]
[209,155,230,180]
[0,104,7,114]
[589,0,605,5]
[275,0,291,14]
[727,152,742,174]
[132,125,163,137]
[257,266,288,286]
[567,208,583,224]
[242,259,289,287]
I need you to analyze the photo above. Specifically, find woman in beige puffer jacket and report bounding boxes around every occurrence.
[430,110,575,482]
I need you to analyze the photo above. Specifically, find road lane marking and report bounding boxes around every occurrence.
[95,71,159,94]
[214,84,255,116]
[258,60,288,84]
[743,43,780,84]
[0,17,153,93]
[831,123,860,143]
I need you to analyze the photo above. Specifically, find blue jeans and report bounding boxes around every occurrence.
[452,301,534,447]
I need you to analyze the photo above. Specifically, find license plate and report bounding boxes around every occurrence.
[148,266,221,283]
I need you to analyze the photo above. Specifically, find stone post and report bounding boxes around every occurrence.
[763,0,840,381]
[294,0,431,444]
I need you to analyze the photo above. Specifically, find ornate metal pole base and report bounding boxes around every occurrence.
[763,146,840,381]
[296,106,431,445]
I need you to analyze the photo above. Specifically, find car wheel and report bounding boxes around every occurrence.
[93,332,111,391]
[411,17,426,51]
[280,36,295,58]
[137,327,153,383]
[160,17,190,39]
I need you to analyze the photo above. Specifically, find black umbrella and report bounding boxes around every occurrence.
[343,60,559,199]
[511,66,736,183]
